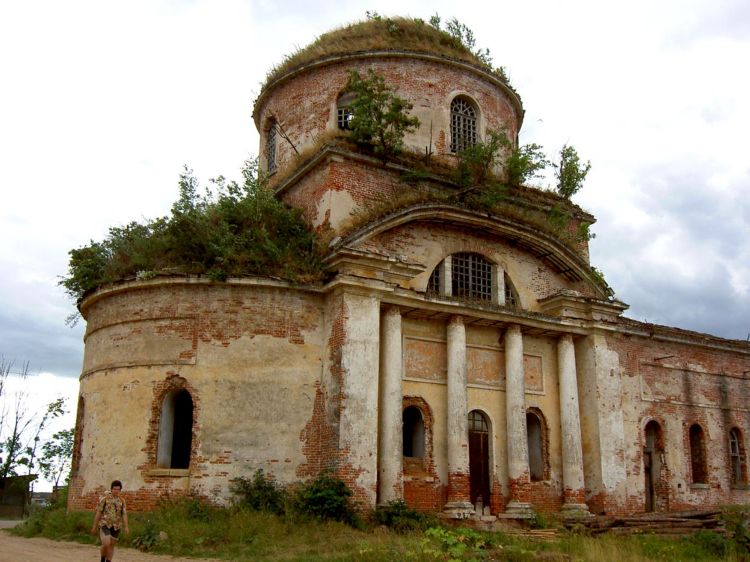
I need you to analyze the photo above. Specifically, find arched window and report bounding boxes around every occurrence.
[689,424,707,484]
[337,92,356,130]
[729,427,746,486]
[644,420,663,512]
[526,409,547,482]
[157,389,193,469]
[403,406,425,458]
[427,264,441,295]
[504,273,519,308]
[450,96,477,153]
[452,252,492,302]
[266,120,277,173]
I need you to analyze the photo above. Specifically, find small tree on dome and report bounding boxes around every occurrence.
[344,70,420,158]
[556,144,591,199]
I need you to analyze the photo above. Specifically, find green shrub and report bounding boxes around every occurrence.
[423,526,491,560]
[688,530,729,558]
[132,518,159,552]
[60,158,325,303]
[232,469,287,515]
[294,470,356,525]
[345,69,420,158]
[372,499,431,533]
[721,505,750,552]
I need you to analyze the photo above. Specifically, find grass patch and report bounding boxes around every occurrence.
[12,498,750,561]
[262,17,504,91]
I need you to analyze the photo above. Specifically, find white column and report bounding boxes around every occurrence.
[441,256,453,297]
[444,315,473,516]
[337,293,381,507]
[558,334,590,517]
[378,306,403,504]
[505,324,532,514]
[493,265,506,306]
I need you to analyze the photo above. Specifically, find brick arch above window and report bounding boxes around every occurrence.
[142,374,199,474]
[402,396,435,475]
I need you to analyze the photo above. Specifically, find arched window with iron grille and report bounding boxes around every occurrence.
[450,97,477,153]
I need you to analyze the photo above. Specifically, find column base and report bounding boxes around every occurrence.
[440,501,475,519]
[561,503,592,520]
[503,500,534,518]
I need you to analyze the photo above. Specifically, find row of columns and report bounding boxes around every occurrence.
[377,307,589,517]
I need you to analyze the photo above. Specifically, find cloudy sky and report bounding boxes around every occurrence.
[1,0,748,487]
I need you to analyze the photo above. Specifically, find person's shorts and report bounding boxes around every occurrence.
[100,526,120,540]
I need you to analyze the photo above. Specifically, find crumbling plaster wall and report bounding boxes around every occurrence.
[607,332,750,513]
[364,222,597,306]
[69,280,325,511]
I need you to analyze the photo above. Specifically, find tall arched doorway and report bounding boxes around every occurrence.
[644,420,663,512]
[468,410,491,509]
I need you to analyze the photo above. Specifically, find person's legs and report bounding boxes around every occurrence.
[106,528,120,561]
[99,528,112,561]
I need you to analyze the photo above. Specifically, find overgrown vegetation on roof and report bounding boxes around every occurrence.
[345,69,420,158]
[262,14,515,93]
[60,158,326,303]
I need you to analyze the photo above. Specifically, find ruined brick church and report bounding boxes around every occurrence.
[68,19,750,519]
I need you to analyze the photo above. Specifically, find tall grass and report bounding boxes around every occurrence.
[11,499,750,562]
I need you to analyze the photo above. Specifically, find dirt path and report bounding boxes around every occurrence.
[0,529,221,562]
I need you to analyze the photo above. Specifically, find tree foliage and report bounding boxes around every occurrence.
[454,129,511,187]
[0,358,67,482]
[505,143,550,186]
[39,428,74,488]
[429,14,493,68]
[60,158,325,302]
[345,70,420,158]
[556,144,591,199]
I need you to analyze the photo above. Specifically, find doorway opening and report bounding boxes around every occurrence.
[468,410,491,512]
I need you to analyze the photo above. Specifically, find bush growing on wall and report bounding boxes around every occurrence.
[292,471,356,525]
[60,158,325,303]
[231,469,286,516]
[345,70,420,158]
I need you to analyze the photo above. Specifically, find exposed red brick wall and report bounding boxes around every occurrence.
[402,396,445,512]
[605,330,750,515]
[257,56,520,185]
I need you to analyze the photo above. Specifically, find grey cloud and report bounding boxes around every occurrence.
[590,161,749,340]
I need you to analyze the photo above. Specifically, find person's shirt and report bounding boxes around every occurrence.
[96,491,126,530]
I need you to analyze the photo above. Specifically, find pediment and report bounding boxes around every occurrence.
[327,202,613,299]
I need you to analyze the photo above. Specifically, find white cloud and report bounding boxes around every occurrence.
[0,0,747,444]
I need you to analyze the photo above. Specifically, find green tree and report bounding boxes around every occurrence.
[556,144,591,199]
[0,358,67,482]
[505,143,550,186]
[60,158,325,302]
[345,70,420,158]
[454,129,511,187]
[39,428,74,488]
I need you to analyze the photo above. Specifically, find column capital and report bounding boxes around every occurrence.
[383,305,401,318]
[505,323,521,336]
[448,315,464,327]
[558,333,574,345]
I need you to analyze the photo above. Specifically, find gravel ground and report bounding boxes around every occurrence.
[0,527,221,562]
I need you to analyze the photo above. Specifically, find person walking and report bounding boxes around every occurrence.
[91,480,129,562]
